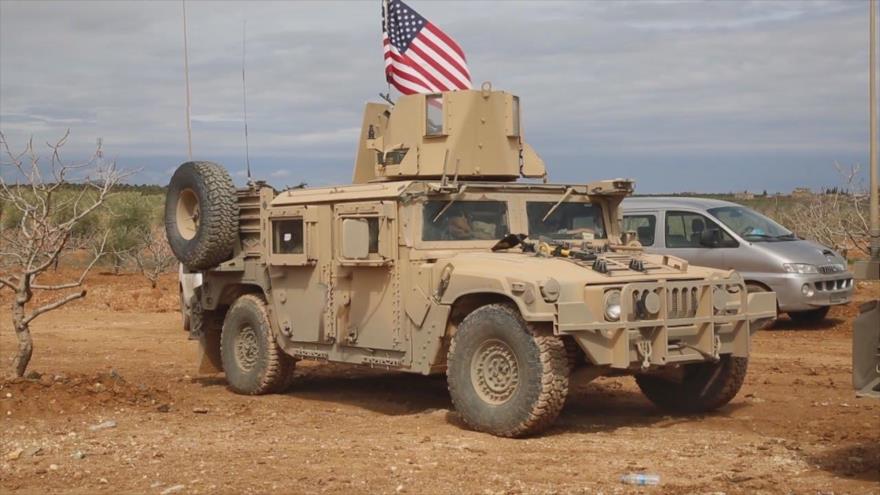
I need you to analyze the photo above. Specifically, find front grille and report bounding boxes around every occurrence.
[629,288,659,321]
[668,286,699,319]
[815,278,852,292]
[818,264,845,274]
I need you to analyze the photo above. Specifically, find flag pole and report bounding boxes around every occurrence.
[182,0,193,161]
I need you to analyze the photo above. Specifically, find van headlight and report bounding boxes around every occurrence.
[603,290,622,321]
[783,263,818,274]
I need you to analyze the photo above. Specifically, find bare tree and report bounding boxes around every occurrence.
[776,164,869,259]
[128,226,177,288]
[0,131,125,378]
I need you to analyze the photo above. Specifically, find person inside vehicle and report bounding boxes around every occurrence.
[445,208,496,240]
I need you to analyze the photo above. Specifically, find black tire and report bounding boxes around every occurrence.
[788,306,830,324]
[746,283,777,330]
[165,161,238,270]
[220,294,295,395]
[635,355,748,413]
[447,303,569,437]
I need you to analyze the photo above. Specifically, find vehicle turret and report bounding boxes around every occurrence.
[353,87,546,183]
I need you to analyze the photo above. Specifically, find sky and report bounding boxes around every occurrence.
[0,0,874,193]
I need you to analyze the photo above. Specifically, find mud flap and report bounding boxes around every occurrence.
[198,326,223,374]
[746,291,777,333]
[853,300,880,398]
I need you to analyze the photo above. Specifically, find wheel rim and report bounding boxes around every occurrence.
[470,338,519,405]
[234,325,259,372]
[176,188,200,240]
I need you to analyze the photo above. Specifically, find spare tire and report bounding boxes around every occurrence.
[165,161,238,270]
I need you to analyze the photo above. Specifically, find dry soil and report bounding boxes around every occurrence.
[0,271,878,494]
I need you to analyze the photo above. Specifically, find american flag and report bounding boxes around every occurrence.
[382,0,472,95]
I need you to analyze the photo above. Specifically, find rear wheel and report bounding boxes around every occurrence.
[446,304,568,437]
[746,283,777,330]
[788,306,830,324]
[220,294,295,395]
[635,355,748,413]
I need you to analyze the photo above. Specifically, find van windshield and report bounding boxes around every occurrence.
[527,202,606,240]
[708,206,795,242]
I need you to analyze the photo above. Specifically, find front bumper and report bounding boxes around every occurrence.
[757,272,854,312]
[556,278,776,370]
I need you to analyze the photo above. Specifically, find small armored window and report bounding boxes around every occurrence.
[511,96,520,136]
[272,219,304,254]
[366,217,379,253]
[425,95,443,136]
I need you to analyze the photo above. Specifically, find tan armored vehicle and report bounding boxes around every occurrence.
[165,87,777,437]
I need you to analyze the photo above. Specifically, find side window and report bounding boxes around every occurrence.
[335,201,396,265]
[665,211,734,248]
[622,215,656,247]
[272,219,304,254]
[366,217,379,253]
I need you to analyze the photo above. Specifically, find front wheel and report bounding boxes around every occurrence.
[220,294,295,395]
[446,304,569,437]
[635,355,748,413]
[788,306,830,324]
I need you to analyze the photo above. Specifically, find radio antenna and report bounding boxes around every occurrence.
[242,19,252,184]
[182,0,193,160]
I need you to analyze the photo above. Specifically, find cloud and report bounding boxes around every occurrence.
[0,0,870,193]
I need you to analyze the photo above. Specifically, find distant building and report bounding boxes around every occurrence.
[791,187,813,198]
[733,190,754,200]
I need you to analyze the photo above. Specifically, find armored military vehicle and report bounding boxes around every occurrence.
[165,86,777,437]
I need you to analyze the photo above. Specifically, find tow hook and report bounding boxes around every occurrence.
[637,340,653,370]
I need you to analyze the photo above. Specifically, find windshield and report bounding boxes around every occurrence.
[707,206,795,242]
[422,200,509,241]
[527,202,606,240]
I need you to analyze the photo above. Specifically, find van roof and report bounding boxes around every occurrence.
[622,196,741,211]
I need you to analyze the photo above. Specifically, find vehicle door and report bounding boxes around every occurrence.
[333,201,402,352]
[266,205,323,342]
[656,210,738,268]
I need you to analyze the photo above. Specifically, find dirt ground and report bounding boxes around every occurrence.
[0,271,878,494]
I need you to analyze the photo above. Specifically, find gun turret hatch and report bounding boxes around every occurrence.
[353,88,546,183]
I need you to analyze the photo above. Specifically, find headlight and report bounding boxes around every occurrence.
[783,263,818,274]
[603,290,622,321]
[540,278,560,303]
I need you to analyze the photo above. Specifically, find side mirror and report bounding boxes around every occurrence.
[341,218,370,259]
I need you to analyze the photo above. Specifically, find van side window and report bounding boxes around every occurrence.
[665,211,734,248]
[622,215,656,246]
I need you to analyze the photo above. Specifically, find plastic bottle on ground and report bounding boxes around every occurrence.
[620,473,660,486]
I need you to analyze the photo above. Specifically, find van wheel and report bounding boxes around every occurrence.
[447,304,568,437]
[746,283,777,330]
[635,355,748,413]
[788,306,830,324]
[165,161,239,270]
[220,295,295,395]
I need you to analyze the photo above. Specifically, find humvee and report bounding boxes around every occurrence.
[165,86,777,437]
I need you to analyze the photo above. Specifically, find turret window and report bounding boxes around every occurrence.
[425,95,443,136]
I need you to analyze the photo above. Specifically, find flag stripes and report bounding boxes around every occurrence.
[382,0,471,95]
